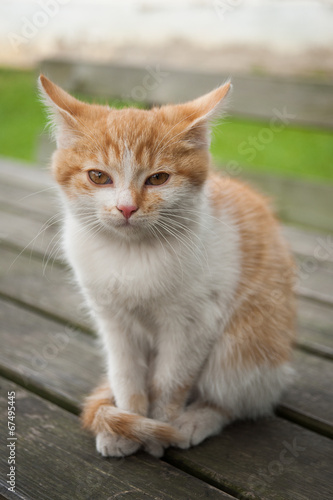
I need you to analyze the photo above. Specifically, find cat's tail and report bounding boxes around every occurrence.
[81,382,184,447]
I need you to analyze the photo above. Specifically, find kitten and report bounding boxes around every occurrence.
[39,75,296,458]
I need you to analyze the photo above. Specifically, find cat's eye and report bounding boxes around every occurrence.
[88,170,112,185]
[145,172,169,186]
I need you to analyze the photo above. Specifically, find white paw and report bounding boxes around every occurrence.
[143,440,165,458]
[172,412,221,449]
[96,432,140,457]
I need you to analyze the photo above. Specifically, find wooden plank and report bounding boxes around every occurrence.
[0,179,57,223]
[0,159,56,223]
[0,379,231,500]
[0,299,332,440]
[40,58,333,128]
[165,417,333,500]
[293,348,333,414]
[297,327,333,361]
[0,246,91,333]
[0,209,63,265]
[295,255,333,305]
[279,350,333,437]
[242,172,333,234]
[297,298,333,351]
[297,287,333,309]
[283,225,333,264]
[0,299,100,412]
[0,158,53,187]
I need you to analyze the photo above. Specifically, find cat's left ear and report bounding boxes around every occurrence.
[182,82,232,149]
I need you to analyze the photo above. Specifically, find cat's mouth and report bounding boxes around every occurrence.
[102,215,143,233]
[119,218,133,227]
[99,210,155,236]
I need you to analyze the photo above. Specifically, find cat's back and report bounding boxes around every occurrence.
[206,170,296,348]
[207,171,286,247]
[207,171,275,225]
[206,171,295,282]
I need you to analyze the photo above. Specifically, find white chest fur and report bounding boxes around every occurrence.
[62,203,241,332]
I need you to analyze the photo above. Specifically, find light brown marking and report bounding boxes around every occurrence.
[149,383,191,421]
[207,173,296,370]
[81,381,114,430]
[129,393,148,416]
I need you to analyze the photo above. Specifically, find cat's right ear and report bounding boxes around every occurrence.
[38,75,86,148]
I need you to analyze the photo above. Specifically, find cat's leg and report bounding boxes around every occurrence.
[148,316,215,424]
[83,313,151,457]
[82,381,141,457]
[174,301,295,451]
[97,313,150,417]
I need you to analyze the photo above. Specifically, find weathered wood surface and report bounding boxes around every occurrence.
[0,299,98,412]
[0,246,90,332]
[0,379,231,500]
[297,299,333,351]
[40,58,333,128]
[244,171,333,234]
[279,350,333,438]
[165,418,333,500]
[0,158,332,499]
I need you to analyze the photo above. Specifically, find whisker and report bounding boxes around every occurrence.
[7,210,65,271]
[161,207,236,233]
[153,224,184,282]
[17,185,58,203]
[158,215,209,267]
[156,219,205,270]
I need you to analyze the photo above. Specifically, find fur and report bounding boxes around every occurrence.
[39,75,296,457]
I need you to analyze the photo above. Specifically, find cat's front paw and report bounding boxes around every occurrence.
[172,412,221,449]
[143,440,165,458]
[96,431,140,457]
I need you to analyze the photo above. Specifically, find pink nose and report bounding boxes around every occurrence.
[117,204,138,219]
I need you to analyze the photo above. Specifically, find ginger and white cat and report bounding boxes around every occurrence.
[39,75,296,458]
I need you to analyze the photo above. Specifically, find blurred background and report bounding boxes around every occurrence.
[0,0,332,230]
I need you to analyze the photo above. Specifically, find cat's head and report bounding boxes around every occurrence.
[39,75,230,239]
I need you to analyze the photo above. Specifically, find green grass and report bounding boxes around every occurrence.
[0,67,45,162]
[211,117,333,182]
[1,67,332,182]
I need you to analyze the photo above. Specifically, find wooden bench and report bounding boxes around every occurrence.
[0,157,332,499]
